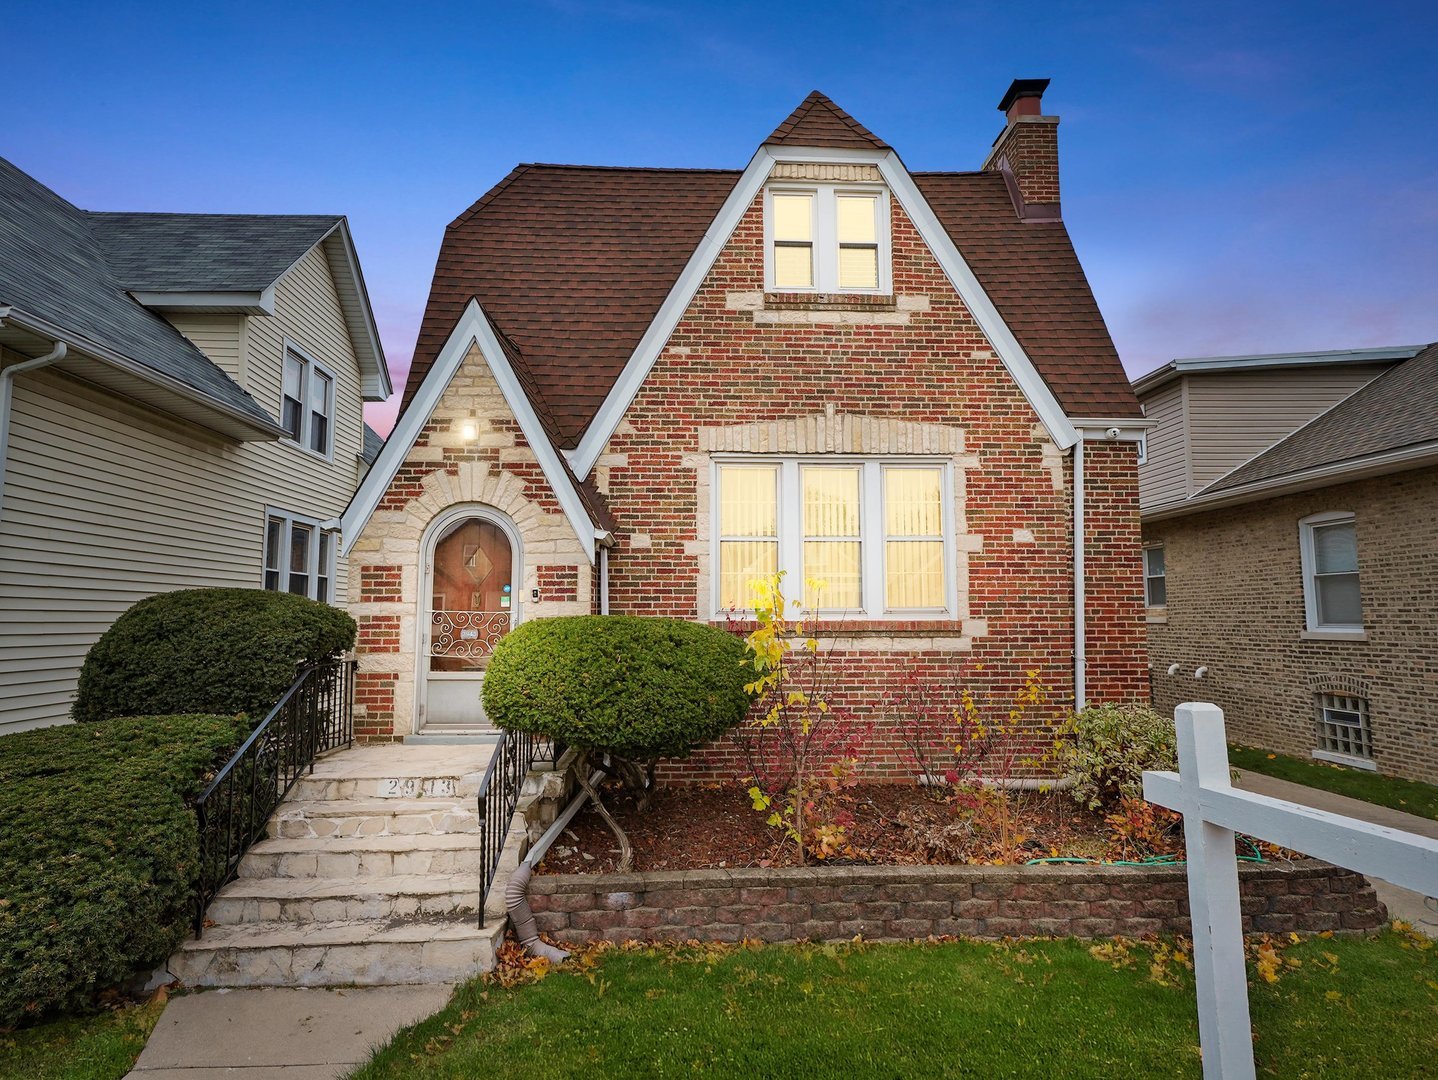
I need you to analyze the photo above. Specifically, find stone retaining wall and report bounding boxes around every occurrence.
[528,861,1385,946]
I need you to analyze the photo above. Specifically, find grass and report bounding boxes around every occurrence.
[1230,745,1438,820]
[352,930,1438,1079]
[0,997,165,1080]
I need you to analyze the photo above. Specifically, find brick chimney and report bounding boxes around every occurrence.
[983,78,1060,215]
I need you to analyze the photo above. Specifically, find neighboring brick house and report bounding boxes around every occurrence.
[1137,343,1438,783]
[343,82,1152,773]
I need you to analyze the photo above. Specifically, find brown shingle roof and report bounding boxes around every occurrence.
[1204,341,1438,493]
[400,102,1140,443]
[404,165,740,443]
[914,171,1140,418]
[764,91,891,151]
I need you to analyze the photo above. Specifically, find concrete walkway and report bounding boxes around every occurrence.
[125,985,452,1079]
[1235,769,1438,937]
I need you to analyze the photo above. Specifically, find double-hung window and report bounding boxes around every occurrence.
[281,343,336,458]
[1299,513,1362,633]
[1143,545,1166,607]
[766,186,888,294]
[716,459,951,617]
[264,510,336,603]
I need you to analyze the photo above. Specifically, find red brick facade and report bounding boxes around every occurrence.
[348,126,1146,766]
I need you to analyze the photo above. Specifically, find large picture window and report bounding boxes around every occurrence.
[281,343,336,458]
[715,459,952,617]
[263,510,337,603]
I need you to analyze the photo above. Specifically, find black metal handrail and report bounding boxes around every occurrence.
[192,655,356,936]
[476,730,563,926]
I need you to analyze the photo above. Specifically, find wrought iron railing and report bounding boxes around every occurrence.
[476,730,564,926]
[192,655,356,936]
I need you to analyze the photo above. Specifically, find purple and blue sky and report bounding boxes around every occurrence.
[8,1,1437,434]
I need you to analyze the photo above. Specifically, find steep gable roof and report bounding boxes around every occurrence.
[0,156,279,433]
[1204,341,1438,494]
[763,91,891,150]
[86,212,341,292]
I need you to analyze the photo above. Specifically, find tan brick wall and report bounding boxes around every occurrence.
[346,342,592,739]
[1145,467,1438,783]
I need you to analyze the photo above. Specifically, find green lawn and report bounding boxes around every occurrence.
[351,931,1437,1079]
[1230,745,1438,820]
[0,998,164,1080]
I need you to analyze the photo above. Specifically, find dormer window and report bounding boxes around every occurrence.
[765,185,889,294]
[281,341,336,459]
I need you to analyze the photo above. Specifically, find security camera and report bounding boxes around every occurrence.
[1104,426,1121,440]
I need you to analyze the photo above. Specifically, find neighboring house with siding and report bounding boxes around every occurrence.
[0,156,391,733]
[342,82,1153,766]
[1137,342,1438,783]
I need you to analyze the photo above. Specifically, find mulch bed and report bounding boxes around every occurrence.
[536,782,1117,875]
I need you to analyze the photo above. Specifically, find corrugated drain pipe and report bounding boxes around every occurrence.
[505,768,606,964]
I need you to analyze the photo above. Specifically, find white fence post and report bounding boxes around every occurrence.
[1171,702,1256,1080]
[1146,702,1438,1080]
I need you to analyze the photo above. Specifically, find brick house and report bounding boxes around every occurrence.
[342,82,1151,776]
[1138,342,1438,783]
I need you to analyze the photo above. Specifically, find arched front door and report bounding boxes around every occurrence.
[419,511,519,732]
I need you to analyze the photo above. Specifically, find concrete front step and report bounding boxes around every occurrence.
[205,874,484,925]
[170,917,503,988]
[237,834,483,879]
[289,745,494,803]
[268,799,479,839]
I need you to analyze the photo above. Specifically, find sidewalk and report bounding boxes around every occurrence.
[125,985,452,1079]
[1235,769,1438,937]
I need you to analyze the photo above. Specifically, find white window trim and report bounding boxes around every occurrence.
[710,455,956,620]
[264,507,338,604]
[1143,543,1166,608]
[281,338,337,463]
[1298,511,1363,634]
[762,184,891,295]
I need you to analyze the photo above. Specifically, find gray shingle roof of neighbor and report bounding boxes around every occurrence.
[0,156,278,429]
[361,423,384,465]
[87,212,341,292]
[1204,341,1438,493]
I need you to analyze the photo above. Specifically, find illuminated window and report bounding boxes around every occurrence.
[715,460,951,616]
[765,186,888,294]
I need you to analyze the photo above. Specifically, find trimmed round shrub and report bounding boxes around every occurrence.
[1059,702,1178,810]
[72,588,356,724]
[482,615,753,763]
[0,714,250,1025]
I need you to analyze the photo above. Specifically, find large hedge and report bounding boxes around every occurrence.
[72,588,356,724]
[482,616,752,763]
[0,714,249,1026]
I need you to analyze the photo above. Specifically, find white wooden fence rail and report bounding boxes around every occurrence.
[1143,701,1438,1080]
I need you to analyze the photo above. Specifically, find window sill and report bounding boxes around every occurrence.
[1311,749,1378,771]
[763,291,895,311]
[281,437,336,466]
[1145,613,1169,625]
[1300,629,1369,642]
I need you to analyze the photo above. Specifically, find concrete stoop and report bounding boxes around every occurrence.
[168,744,510,989]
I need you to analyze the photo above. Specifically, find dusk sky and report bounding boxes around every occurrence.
[8,1,1437,435]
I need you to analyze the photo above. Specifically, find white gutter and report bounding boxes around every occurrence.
[1072,433,1086,710]
[0,337,68,521]
[598,546,611,615]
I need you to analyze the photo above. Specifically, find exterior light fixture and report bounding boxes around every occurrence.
[459,419,479,443]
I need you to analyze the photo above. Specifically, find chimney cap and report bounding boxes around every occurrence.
[997,78,1051,114]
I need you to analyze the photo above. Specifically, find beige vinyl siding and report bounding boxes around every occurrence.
[0,244,366,734]
[1136,380,1187,511]
[1186,366,1388,492]
[165,313,246,382]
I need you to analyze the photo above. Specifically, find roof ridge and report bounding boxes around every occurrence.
[764,90,890,150]
[517,163,743,174]
[449,164,536,230]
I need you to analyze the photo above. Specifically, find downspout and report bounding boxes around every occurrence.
[504,767,606,964]
[598,545,610,615]
[0,337,68,522]
[1072,431,1086,711]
